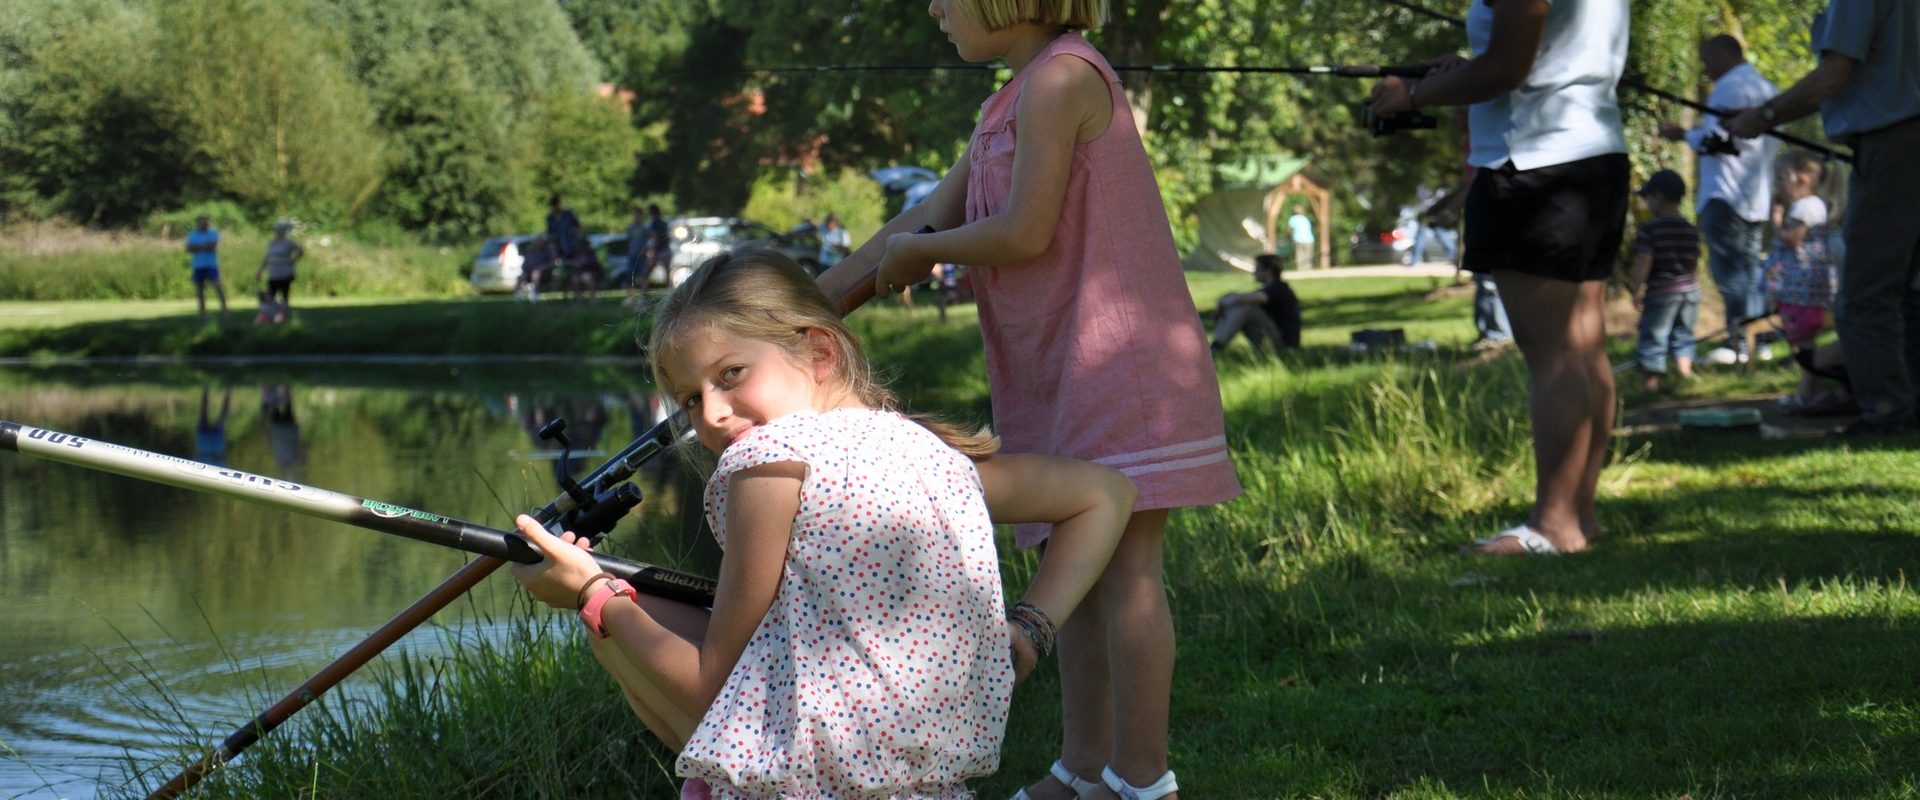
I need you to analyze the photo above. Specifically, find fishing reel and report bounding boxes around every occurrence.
[538,419,643,544]
[1365,106,1439,137]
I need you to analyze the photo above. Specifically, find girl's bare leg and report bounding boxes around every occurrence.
[1024,559,1114,800]
[1099,508,1175,797]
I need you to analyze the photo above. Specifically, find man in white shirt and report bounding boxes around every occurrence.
[1660,35,1779,365]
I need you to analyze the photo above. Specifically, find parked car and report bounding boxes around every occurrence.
[1345,206,1417,266]
[470,234,537,293]
[669,216,824,278]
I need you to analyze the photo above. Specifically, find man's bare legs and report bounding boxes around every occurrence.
[1024,508,1176,800]
[1472,272,1612,553]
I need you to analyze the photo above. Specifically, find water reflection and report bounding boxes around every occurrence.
[0,364,715,799]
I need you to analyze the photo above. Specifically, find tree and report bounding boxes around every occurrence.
[0,0,193,225]
[371,51,523,243]
[155,0,384,222]
[527,90,643,229]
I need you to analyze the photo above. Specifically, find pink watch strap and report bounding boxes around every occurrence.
[578,579,636,639]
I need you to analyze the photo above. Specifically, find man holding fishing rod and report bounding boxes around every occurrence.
[1370,0,1630,556]
[1659,34,1779,368]
[1724,0,1920,437]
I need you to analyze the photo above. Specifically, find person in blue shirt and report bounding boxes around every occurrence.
[1727,0,1920,436]
[546,196,582,263]
[185,215,228,323]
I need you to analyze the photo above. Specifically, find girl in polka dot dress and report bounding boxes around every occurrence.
[510,249,1136,799]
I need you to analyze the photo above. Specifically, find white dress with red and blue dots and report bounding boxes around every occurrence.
[677,408,1012,799]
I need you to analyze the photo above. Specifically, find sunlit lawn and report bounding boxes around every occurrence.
[32,275,1917,798]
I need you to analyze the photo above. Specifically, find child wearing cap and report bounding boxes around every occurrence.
[1628,169,1702,390]
[1766,150,1848,413]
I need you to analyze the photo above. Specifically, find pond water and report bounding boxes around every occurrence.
[0,361,717,799]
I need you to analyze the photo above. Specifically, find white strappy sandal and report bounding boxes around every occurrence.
[1009,760,1103,800]
[1468,523,1560,555]
[1102,766,1179,800]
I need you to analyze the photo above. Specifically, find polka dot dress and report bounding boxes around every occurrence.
[677,408,1012,799]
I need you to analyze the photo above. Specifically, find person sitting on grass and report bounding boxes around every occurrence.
[1766,149,1852,414]
[1210,253,1302,358]
[1627,169,1703,391]
[509,249,1134,798]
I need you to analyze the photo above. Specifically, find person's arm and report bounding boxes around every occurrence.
[1778,221,1809,251]
[1369,0,1548,115]
[869,55,1108,296]
[814,149,972,314]
[508,461,801,714]
[1629,251,1653,310]
[1725,51,1856,138]
[975,454,1134,682]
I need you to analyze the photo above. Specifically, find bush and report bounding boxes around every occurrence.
[742,167,886,242]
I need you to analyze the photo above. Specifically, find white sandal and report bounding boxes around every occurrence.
[1469,523,1559,556]
[1102,765,1179,800]
[1009,760,1103,800]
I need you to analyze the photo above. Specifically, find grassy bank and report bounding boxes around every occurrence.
[0,220,469,301]
[113,276,1920,798]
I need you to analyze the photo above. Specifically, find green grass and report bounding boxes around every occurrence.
[95,276,1920,798]
[0,221,469,302]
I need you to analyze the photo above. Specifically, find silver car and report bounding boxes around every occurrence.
[469,234,537,293]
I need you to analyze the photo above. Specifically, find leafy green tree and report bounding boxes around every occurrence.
[371,51,523,243]
[0,0,193,225]
[155,0,384,222]
[311,0,600,108]
[527,90,642,230]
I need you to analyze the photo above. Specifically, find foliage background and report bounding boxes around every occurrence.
[1,0,1836,255]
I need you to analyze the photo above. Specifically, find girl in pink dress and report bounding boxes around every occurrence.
[511,249,1137,799]
[820,3,1243,798]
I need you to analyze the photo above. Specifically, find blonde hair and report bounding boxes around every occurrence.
[958,0,1107,31]
[646,248,999,465]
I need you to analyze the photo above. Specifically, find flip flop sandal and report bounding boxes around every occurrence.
[1469,524,1560,556]
[1010,761,1102,800]
[1102,766,1180,800]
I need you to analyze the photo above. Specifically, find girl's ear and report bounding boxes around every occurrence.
[802,327,838,383]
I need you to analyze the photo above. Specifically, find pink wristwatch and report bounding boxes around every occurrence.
[578,578,637,639]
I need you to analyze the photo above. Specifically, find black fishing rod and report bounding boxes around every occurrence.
[747,62,1439,135]
[1377,0,1853,163]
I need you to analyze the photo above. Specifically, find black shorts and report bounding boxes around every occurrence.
[267,277,293,299]
[1463,153,1629,283]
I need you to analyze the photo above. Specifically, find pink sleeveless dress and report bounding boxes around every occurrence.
[967,33,1242,547]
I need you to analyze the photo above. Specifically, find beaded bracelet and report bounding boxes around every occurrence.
[1007,600,1057,660]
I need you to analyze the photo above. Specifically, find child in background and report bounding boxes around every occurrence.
[1766,150,1847,412]
[510,250,1135,799]
[1627,169,1703,391]
[820,2,1241,796]
[253,289,285,326]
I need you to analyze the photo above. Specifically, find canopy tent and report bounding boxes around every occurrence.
[1187,155,1332,272]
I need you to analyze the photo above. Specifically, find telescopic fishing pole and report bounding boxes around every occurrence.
[0,411,710,799]
[1376,0,1853,163]
[0,419,714,603]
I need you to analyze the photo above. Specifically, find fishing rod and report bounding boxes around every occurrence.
[0,419,714,603]
[749,62,1439,136]
[0,411,710,799]
[1376,0,1853,163]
